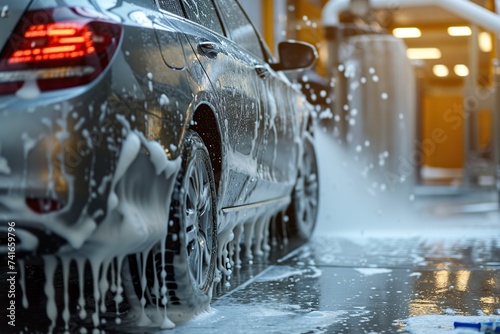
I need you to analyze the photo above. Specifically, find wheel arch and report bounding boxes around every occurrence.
[189,103,223,193]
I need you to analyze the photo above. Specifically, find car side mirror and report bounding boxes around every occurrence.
[271,41,317,72]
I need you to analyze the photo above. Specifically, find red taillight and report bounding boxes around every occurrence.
[8,23,96,64]
[0,7,122,95]
[26,197,65,214]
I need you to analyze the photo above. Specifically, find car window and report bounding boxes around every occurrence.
[181,0,224,35]
[156,0,184,17]
[215,0,264,61]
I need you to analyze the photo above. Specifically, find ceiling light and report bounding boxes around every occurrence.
[433,64,449,77]
[406,48,441,60]
[393,27,421,38]
[447,26,472,36]
[479,32,492,52]
[454,64,469,77]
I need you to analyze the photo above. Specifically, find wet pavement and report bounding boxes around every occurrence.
[11,210,499,334]
[148,212,500,334]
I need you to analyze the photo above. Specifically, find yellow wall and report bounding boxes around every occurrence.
[422,95,464,169]
[262,0,274,55]
[479,109,492,150]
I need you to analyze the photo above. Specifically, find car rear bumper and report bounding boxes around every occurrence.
[0,78,124,255]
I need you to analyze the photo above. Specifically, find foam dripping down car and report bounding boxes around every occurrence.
[0,0,319,331]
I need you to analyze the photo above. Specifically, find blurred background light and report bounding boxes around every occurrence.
[454,64,470,77]
[447,26,472,36]
[407,48,442,59]
[393,27,422,38]
[479,32,492,52]
[433,64,449,77]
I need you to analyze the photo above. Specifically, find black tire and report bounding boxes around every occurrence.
[286,132,319,240]
[162,130,218,318]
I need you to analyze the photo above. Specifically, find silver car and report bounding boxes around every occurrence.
[0,0,319,330]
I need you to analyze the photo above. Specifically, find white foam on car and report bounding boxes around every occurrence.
[15,79,41,100]
[0,143,11,174]
[15,111,185,332]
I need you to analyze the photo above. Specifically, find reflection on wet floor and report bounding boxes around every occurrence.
[2,225,498,333]
[165,231,500,334]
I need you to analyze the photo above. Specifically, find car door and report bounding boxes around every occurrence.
[215,0,300,194]
[158,0,267,208]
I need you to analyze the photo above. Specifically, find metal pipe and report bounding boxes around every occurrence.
[493,61,500,204]
[462,25,480,187]
[322,0,500,33]
[495,1,500,204]
[272,0,288,53]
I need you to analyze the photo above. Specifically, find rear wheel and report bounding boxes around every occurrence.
[286,132,319,240]
[163,130,218,317]
[124,130,218,323]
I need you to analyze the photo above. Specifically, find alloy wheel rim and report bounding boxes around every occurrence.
[184,157,213,289]
[296,143,319,232]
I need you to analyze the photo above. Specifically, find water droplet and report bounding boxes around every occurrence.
[350,108,358,117]
[372,75,379,82]
[381,92,388,100]
[360,77,367,84]
[369,67,376,74]
[356,145,362,152]
[364,140,370,147]
[349,118,356,126]
[1,5,9,18]
[338,64,345,72]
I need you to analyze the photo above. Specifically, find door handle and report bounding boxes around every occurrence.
[254,65,269,79]
[198,39,219,56]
